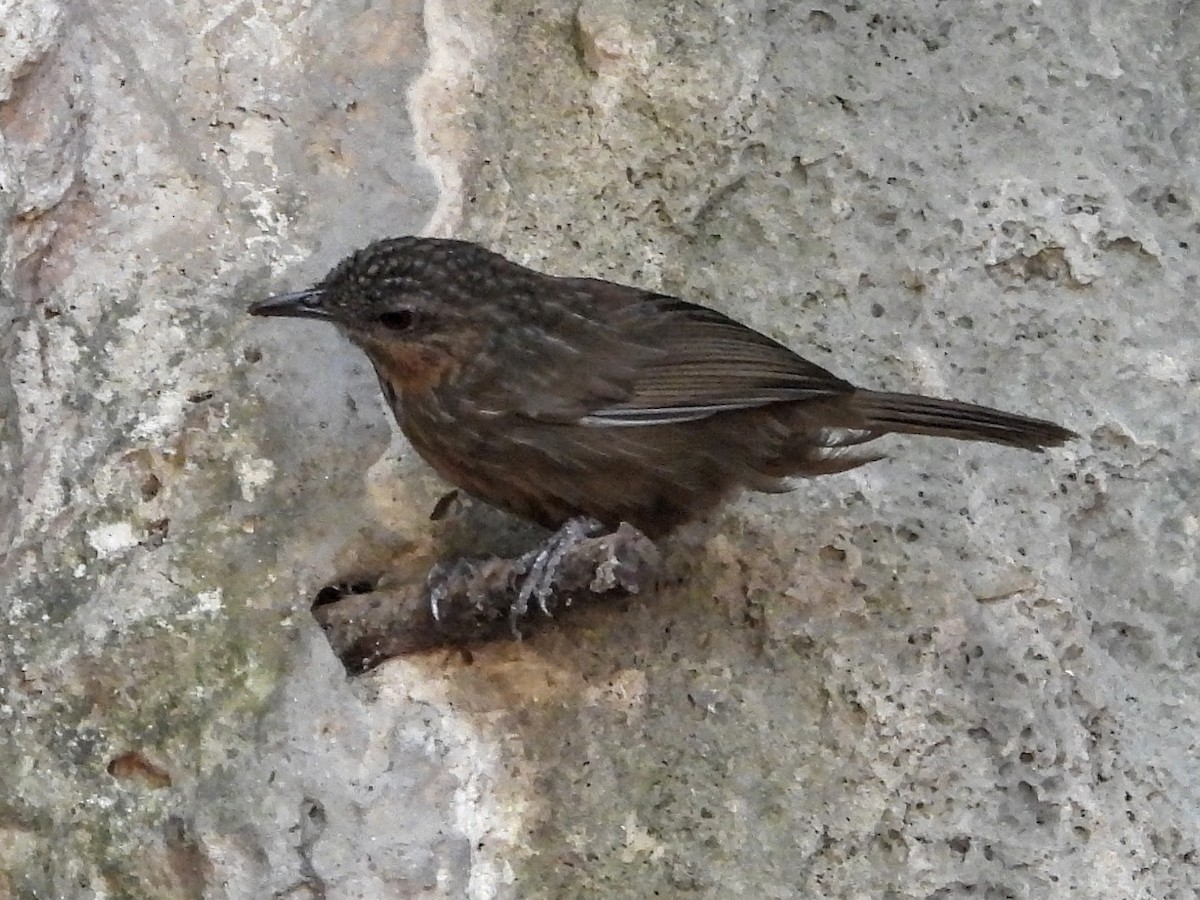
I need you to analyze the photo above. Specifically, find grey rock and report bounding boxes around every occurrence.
[1,0,1196,897]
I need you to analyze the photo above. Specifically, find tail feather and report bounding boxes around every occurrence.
[849,390,1077,451]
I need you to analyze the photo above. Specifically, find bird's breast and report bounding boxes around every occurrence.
[358,337,463,395]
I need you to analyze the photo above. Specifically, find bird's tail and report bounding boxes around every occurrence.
[848,390,1077,451]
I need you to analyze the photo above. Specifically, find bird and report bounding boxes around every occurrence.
[249,236,1075,540]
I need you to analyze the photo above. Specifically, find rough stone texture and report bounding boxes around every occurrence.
[1,0,1197,898]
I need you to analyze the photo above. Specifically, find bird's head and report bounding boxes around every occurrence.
[250,236,513,389]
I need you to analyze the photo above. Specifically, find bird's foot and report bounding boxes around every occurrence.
[425,557,476,624]
[411,519,657,649]
[511,516,608,627]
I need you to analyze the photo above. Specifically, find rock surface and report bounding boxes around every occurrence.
[1,0,1197,896]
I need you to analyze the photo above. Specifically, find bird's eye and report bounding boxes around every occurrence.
[378,309,416,331]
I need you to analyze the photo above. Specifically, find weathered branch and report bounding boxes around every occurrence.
[311,523,661,673]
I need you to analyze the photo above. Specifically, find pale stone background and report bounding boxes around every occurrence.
[2,0,1197,897]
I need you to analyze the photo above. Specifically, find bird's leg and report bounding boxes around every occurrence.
[512,516,608,624]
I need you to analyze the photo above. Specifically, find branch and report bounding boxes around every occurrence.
[310,523,661,673]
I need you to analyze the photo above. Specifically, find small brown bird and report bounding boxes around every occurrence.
[250,237,1075,538]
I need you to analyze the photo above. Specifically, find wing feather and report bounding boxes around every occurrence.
[458,278,852,426]
[580,290,853,426]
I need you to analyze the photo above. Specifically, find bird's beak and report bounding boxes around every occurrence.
[248,287,333,321]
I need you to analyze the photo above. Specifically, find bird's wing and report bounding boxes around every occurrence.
[579,291,854,425]
[462,278,855,426]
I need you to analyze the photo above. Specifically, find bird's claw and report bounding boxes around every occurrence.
[512,516,607,629]
[424,558,476,623]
